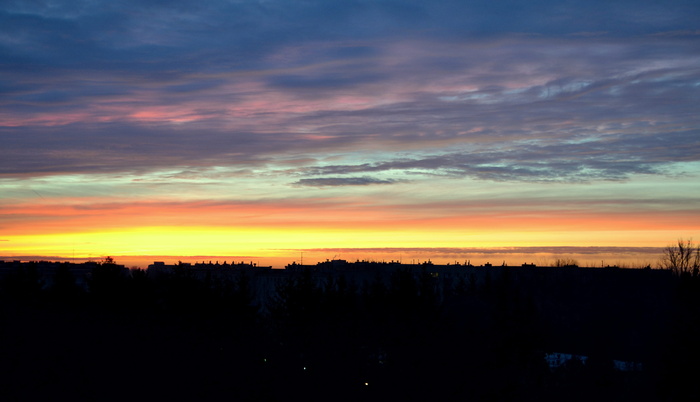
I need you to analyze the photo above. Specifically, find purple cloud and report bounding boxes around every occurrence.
[0,1,698,186]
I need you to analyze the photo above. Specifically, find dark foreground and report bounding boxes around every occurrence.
[1,263,698,401]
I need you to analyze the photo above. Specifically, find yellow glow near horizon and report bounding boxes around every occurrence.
[2,224,681,261]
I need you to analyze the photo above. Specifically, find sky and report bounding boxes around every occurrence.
[1,0,699,268]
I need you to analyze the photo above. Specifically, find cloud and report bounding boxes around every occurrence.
[2,1,698,75]
[286,246,666,257]
[296,126,698,183]
[292,176,396,187]
[569,31,609,37]
[1,1,699,186]
[649,30,700,37]
[0,255,78,262]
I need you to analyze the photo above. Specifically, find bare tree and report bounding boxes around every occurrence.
[660,239,700,277]
[553,257,579,268]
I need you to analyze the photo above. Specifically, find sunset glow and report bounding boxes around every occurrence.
[2,1,699,267]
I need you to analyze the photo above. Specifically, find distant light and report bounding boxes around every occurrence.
[364,382,369,386]
[303,366,307,370]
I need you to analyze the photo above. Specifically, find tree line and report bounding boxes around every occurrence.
[0,247,698,401]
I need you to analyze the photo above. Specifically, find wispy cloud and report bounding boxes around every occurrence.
[1,1,699,262]
[296,128,697,183]
[2,36,698,182]
[293,177,397,187]
[649,30,700,37]
[293,246,665,256]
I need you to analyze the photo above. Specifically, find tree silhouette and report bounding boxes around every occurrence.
[660,238,700,278]
[49,263,83,303]
[553,257,579,268]
[270,268,322,326]
[388,268,420,314]
[1,263,42,300]
[88,256,128,307]
[224,270,257,324]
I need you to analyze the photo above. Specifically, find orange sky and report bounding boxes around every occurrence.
[2,186,696,268]
[1,3,699,268]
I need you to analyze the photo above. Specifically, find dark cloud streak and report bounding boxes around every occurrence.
[288,246,666,257]
[293,177,397,187]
